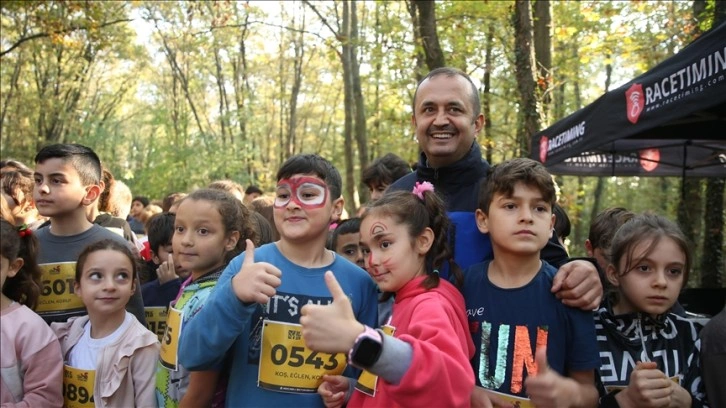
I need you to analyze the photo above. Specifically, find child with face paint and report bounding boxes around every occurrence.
[178,154,378,408]
[300,182,475,408]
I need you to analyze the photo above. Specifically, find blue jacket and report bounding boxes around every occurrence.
[389,143,568,273]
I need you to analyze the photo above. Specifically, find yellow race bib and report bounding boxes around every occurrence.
[355,325,395,396]
[145,306,169,342]
[486,389,533,408]
[258,320,346,393]
[159,306,183,370]
[37,263,84,313]
[63,365,95,408]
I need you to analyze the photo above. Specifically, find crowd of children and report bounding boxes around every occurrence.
[0,133,723,408]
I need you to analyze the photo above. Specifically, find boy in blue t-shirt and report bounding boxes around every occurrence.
[179,154,378,408]
[462,158,599,407]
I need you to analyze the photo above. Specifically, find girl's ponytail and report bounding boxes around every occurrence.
[418,184,462,289]
[0,221,42,309]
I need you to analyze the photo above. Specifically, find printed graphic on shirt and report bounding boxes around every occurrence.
[477,321,548,396]
[595,312,697,392]
[258,320,346,393]
[37,262,84,314]
[63,365,95,408]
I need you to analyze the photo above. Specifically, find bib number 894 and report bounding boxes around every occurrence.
[270,345,339,370]
[63,383,94,404]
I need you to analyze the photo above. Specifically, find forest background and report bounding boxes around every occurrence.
[0,0,724,289]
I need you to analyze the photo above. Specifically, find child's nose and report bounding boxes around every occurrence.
[519,207,533,222]
[102,277,117,290]
[653,270,668,287]
[180,233,193,246]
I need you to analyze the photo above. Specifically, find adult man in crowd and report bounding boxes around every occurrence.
[389,67,601,309]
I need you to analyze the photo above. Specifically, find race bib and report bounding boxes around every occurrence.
[37,263,84,313]
[258,320,346,393]
[145,306,169,342]
[355,325,395,396]
[159,306,183,370]
[486,389,533,408]
[63,365,95,408]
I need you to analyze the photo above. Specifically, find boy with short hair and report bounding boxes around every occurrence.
[179,154,378,407]
[141,212,190,306]
[463,158,599,407]
[328,217,364,268]
[585,207,634,273]
[361,153,411,202]
[32,143,146,324]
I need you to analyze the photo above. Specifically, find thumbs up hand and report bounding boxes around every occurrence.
[525,346,599,408]
[300,271,364,354]
[232,239,282,304]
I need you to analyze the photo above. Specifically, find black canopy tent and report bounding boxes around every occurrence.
[530,22,726,178]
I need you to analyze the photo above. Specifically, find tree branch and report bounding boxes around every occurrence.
[0,18,133,58]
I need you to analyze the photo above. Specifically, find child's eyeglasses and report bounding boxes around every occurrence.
[274,177,328,209]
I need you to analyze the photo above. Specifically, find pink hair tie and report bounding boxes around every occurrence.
[329,222,339,231]
[412,181,434,201]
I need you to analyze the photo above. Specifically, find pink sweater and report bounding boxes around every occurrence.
[1,302,63,408]
[349,277,475,408]
[52,315,159,408]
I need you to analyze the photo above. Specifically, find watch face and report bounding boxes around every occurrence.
[354,337,383,367]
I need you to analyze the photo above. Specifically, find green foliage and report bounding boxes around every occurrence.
[1,0,722,286]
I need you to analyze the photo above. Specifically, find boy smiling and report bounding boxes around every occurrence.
[179,154,378,407]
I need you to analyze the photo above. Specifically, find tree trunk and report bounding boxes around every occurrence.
[406,1,426,81]
[0,52,23,140]
[483,23,494,164]
[341,1,356,215]
[412,0,445,71]
[533,0,552,124]
[572,176,587,248]
[513,0,541,156]
[700,178,724,288]
[287,8,305,158]
[372,2,383,159]
[351,0,369,209]
[699,1,726,288]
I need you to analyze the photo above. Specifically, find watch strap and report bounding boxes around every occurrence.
[348,325,382,367]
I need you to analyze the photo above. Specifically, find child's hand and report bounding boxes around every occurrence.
[300,271,364,353]
[157,253,179,285]
[552,260,602,310]
[524,346,578,408]
[470,386,514,408]
[617,362,673,408]
[317,374,350,408]
[232,239,282,304]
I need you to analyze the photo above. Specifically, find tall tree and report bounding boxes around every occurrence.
[408,0,445,71]
[700,4,725,288]
[513,0,541,156]
[305,0,370,213]
[533,0,553,124]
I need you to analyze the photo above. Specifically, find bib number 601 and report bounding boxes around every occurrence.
[270,345,338,370]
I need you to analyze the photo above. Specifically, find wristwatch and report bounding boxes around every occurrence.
[348,325,383,369]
